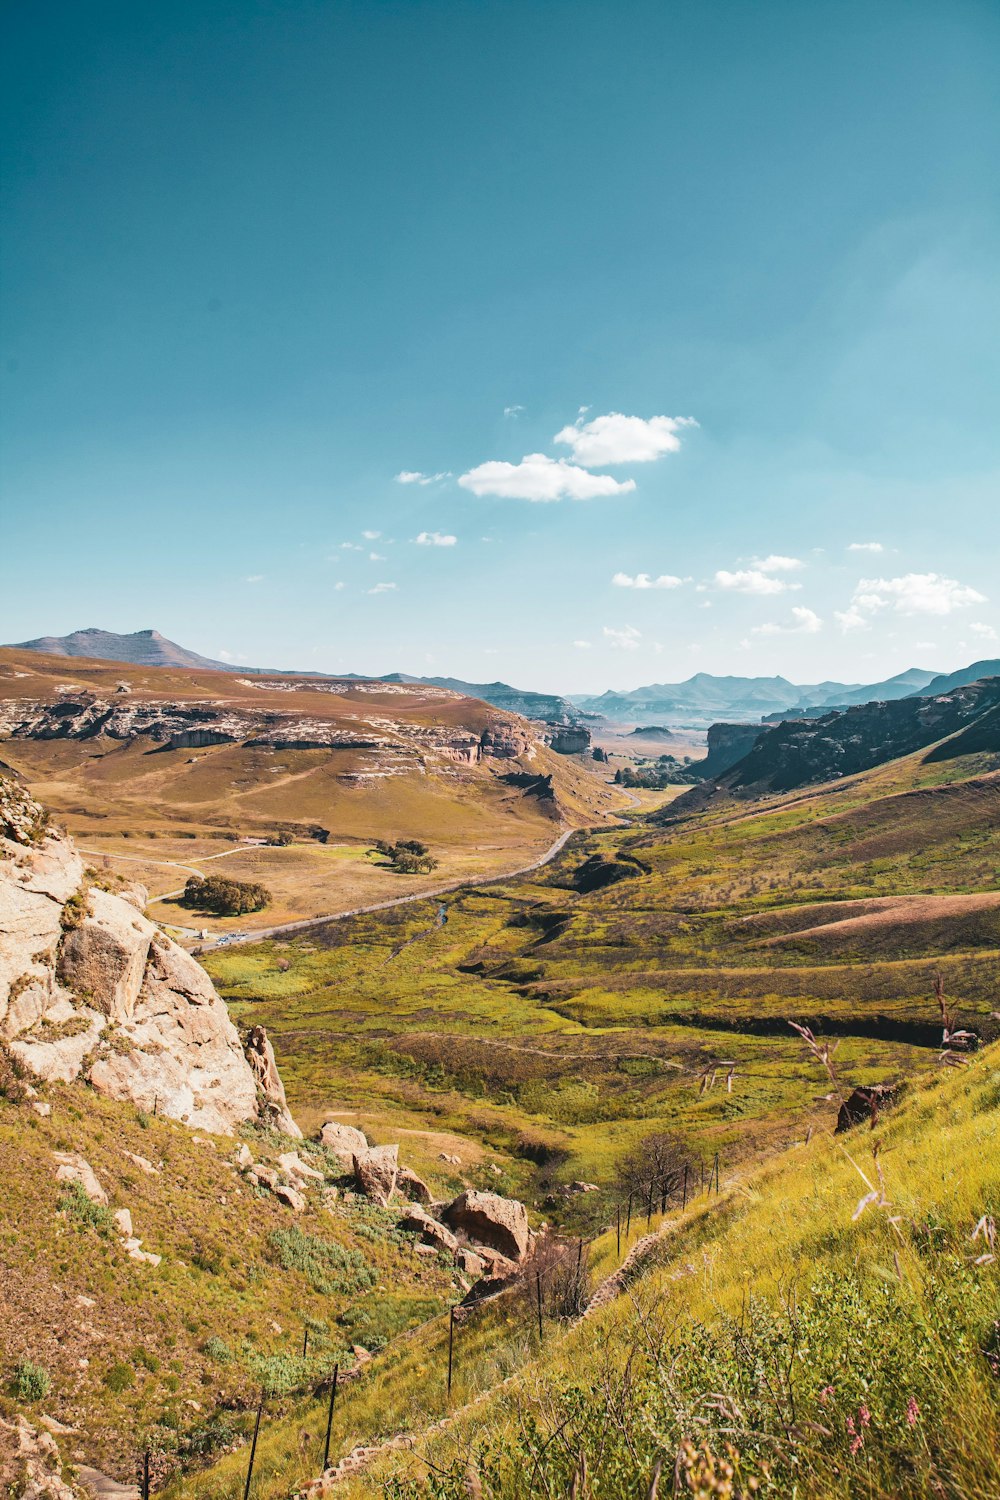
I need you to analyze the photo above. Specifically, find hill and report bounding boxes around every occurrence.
[908,657,1000,697]
[0,647,625,940]
[9,627,244,673]
[676,676,1000,806]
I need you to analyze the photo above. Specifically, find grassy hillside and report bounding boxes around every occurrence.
[159,1043,1000,1500]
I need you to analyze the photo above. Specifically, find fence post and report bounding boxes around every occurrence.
[536,1271,544,1343]
[714,1153,720,1194]
[142,1450,150,1500]
[447,1306,455,1396]
[322,1363,339,1471]
[302,1324,309,1359]
[616,1204,621,1258]
[243,1390,265,1500]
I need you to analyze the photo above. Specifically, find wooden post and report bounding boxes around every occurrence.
[302,1324,309,1359]
[447,1306,455,1396]
[142,1451,150,1500]
[714,1153,720,1194]
[322,1364,339,1471]
[243,1390,265,1500]
[616,1205,621,1258]
[682,1163,688,1210]
[536,1271,544,1343]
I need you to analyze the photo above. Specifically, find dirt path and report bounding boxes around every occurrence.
[200,824,579,951]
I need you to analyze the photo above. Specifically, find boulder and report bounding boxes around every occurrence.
[248,1164,279,1191]
[278,1149,323,1182]
[399,1203,458,1252]
[235,1143,253,1169]
[353,1144,399,1206]
[397,1165,433,1204]
[273,1182,306,1212]
[317,1120,368,1171]
[836,1083,901,1133]
[112,1208,133,1237]
[454,1246,484,1276]
[245,1024,302,1138]
[0,1413,79,1500]
[442,1190,530,1262]
[53,1152,108,1207]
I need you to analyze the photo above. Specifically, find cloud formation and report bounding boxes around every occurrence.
[554,412,696,467]
[848,541,884,553]
[603,624,642,650]
[970,621,998,641]
[367,582,397,595]
[846,572,986,620]
[458,453,635,502]
[394,470,450,485]
[414,531,457,547]
[612,571,684,589]
[753,606,823,636]
[715,568,802,596]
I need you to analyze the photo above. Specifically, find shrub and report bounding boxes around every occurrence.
[268,1225,377,1297]
[12,1359,50,1402]
[202,1336,233,1364]
[58,1182,114,1235]
[104,1361,134,1393]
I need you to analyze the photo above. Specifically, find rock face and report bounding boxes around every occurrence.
[353,1143,398,1206]
[245,1025,302,1138]
[543,725,591,755]
[0,774,295,1137]
[699,722,767,780]
[442,1190,530,1261]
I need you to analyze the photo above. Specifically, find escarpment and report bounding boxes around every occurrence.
[0,773,294,1135]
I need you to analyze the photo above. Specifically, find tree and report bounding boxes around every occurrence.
[181,875,271,915]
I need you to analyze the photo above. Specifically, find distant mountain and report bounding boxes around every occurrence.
[669,676,1000,810]
[7,629,583,724]
[9,627,240,672]
[906,659,1000,698]
[572,666,954,726]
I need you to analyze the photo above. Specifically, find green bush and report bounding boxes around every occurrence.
[202,1336,233,1364]
[104,1361,134,1393]
[12,1359,50,1402]
[58,1182,114,1235]
[268,1225,377,1297]
[181,875,270,915]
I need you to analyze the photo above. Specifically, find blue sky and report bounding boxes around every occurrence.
[2,0,998,691]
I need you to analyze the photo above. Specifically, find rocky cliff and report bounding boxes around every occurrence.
[669,678,1000,809]
[0,773,296,1136]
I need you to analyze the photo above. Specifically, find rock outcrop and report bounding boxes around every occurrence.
[353,1144,398,1206]
[317,1120,369,1170]
[442,1190,530,1261]
[836,1083,901,1133]
[0,774,295,1137]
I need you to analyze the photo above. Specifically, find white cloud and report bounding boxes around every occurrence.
[333,581,345,591]
[362,529,381,540]
[572,639,592,649]
[755,554,804,573]
[245,574,264,584]
[554,412,697,467]
[394,470,450,486]
[603,625,642,650]
[848,541,884,553]
[849,572,986,618]
[612,571,685,590]
[339,541,363,551]
[458,453,635,502]
[834,606,869,633]
[369,551,386,561]
[503,405,524,418]
[367,582,397,595]
[970,621,998,642]
[753,606,823,636]
[414,531,457,547]
[715,568,802,596]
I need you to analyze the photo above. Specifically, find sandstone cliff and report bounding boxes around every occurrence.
[0,773,295,1136]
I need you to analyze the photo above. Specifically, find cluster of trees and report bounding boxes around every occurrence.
[370,838,439,874]
[181,875,271,915]
[614,754,702,789]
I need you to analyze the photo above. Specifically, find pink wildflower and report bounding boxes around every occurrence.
[819,1385,835,1405]
[906,1397,920,1427]
[859,1404,871,1428]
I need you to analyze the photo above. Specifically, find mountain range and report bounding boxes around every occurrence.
[8,627,1000,730]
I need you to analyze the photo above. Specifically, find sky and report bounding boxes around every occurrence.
[2,0,998,693]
